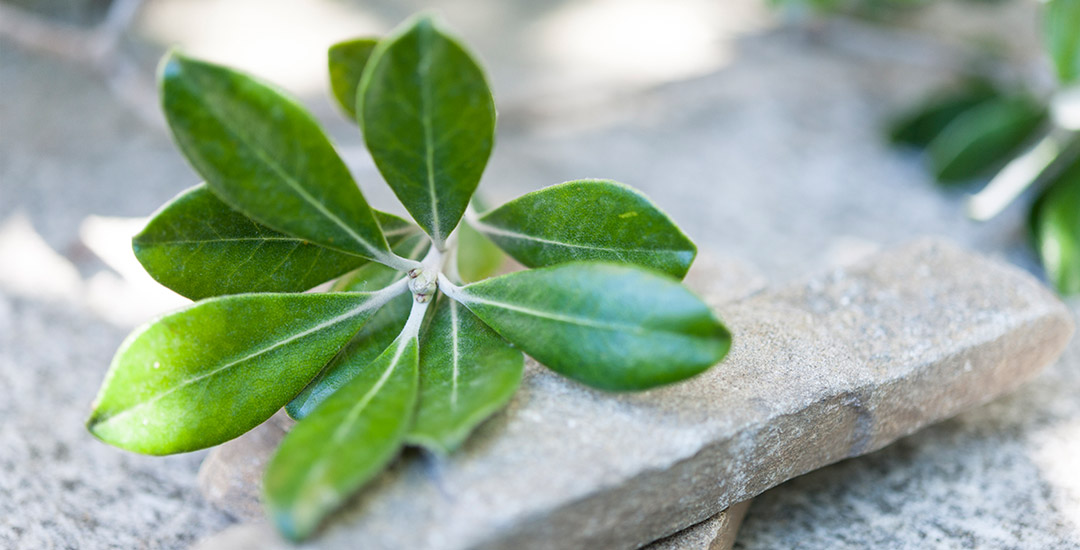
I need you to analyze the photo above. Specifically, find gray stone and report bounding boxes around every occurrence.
[192,239,1073,550]
[645,501,751,550]
[734,298,1080,549]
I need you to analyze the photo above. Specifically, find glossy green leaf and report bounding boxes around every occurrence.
[888,84,998,147]
[358,15,496,246]
[406,296,523,453]
[1046,0,1080,84]
[445,262,730,391]
[1034,157,1080,295]
[457,219,505,282]
[134,184,364,300]
[160,52,394,264]
[927,95,1047,184]
[328,38,378,121]
[264,305,423,540]
[475,180,697,279]
[87,291,396,455]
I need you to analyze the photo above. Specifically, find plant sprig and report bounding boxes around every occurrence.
[87,13,732,540]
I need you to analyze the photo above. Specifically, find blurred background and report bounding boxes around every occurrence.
[1,0,1077,548]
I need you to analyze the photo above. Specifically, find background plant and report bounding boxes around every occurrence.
[882,0,1079,295]
[86,13,732,540]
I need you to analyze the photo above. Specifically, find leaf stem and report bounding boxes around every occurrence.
[437,273,465,303]
[381,251,422,273]
[401,296,431,340]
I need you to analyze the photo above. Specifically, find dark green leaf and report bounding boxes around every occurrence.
[888,83,998,147]
[457,219,505,282]
[133,184,365,300]
[1034,156,1080,295]
[87,291,397,455]
[1046,0,1080,84]
[443,262,730,391]
[160,52,397,265]
[264,304,423,540]
[358,15,496,246]
[475,180,697,279]
[406,296,523,453]
[927,95,1047,184]
[328,38,378,121]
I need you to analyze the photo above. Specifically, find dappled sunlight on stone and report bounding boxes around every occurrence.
[528,0,768,92]
[0,212,81,301]
[79,215,188,327]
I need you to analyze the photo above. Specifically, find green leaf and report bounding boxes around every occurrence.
[264,307,422,540]
[133,184,364,300]
[160,52,395,264]
[927,95,1047,184]
[358,15,496,246]
[406,296,523,453]
[87,291,395,455]
[474,180,697,279]
[328,38,378,121]
[887,83,998,147]
[1046,0,1080,84]
[285,294,412,419]
[1034,156,1080,295]
[457,219,505,282]
[445,262,730,391]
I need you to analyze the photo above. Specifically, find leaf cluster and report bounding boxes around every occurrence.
[885,0,1080,295]
[87,14,731,540]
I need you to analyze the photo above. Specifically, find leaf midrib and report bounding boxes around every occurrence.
[461,292,671,336]
[472,218,691,256]
[417,26,442,242]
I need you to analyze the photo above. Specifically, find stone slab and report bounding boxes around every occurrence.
[734,298,1080,549]
[192,239,1073,550]
[644,501,750,550]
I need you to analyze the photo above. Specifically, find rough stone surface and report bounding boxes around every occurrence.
[646,501,751,550]
[0,291,233,550]
[734,298,1080,550]
[192,240,1073,550]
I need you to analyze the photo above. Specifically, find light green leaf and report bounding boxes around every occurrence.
[1034,156,1080,295]
[358,15,496,246]
[133,184,366,300]
[406,296,523,453]
[87,291,396,455]
[264,307,422,540]
[927,95,1047,184]
[160,52,395,264]
[887,83,998,147]
[457,219,505,283]
[475,180,697,279]
[328,38,378,121]
[1046,0,1080,84]
[445,262,730,391]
